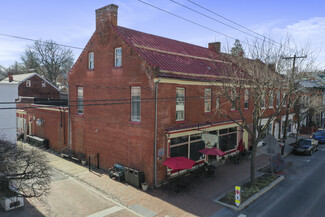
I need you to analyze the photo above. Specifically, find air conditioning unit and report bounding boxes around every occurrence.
[0,196,24,211]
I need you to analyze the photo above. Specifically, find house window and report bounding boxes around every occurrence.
[216,97,220,109]
[261,91,266,108]
[204,88,211,112]
[77,87,84,115]
[170,134,205,161]
[219,127,237,152]
[41,81,46,87]
[88,52,94,69]
[176,88,185,121]
[276,91,281,107]
[231,89,236,110]
[131,86,141,122]
[269,91,274,108]
[283,94,287,107]
[244,89,249,109]
[115,47,122,67]
[26,80,31,87]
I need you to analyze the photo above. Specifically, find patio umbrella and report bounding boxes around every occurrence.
[162,157,196,170]
[237,139,245,153]
[199,147,226,156]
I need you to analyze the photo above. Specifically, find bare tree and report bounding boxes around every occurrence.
[0,140,51,198]
[211,37,318,185]
[20,40,74,86]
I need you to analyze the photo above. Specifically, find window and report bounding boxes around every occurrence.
[276,91,281,107]
[41,81,46,87]
[219,127,237,152]
[244,89,249,109]
[131,86,141,122]
[231,89,237,110]
[176,88,185,121]
[170,134,205,161]
[283,94,287,107]
[204,88,211,112]
[77,87,84,115]
[26,80,31,87]
[261,91,266,108]
[88,52,94,69]
[115,47,122,67]
[269,91,274,108]
[216,97,220,109]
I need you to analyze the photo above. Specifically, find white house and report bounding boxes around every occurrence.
[0,74,18,142]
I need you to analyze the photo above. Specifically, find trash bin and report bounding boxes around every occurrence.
[133,170,145,188]
[129,168,135,186]
[125,167,131,184]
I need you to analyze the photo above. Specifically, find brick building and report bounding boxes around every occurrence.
[68,4,291,186]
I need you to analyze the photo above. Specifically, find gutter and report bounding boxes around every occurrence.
[154,79,160,187]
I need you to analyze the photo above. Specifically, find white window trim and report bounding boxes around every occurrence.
[41,81,46,87]
[88,52,94,69]
[115,47,122,67]
[176,87,185,121]
[131,86,141,122]
[204,88,212,113]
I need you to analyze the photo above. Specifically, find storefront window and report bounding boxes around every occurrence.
[190,141,205,161]
[171,136,188,145]
[170,144,188,158]
[219,127,237,152]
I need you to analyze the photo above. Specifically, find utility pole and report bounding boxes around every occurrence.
[281,54,307,155]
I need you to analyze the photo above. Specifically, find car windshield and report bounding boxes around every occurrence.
[315,131,325,136]
[298,140,311,146]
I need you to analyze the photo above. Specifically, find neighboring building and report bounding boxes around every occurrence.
[0,76,18,142]
[68,4,290,186]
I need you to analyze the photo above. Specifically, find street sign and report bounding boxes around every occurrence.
[235,186,241,207]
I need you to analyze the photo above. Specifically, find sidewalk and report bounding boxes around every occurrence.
[43,149,270,217]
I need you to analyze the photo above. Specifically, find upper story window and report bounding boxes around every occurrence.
[244,89,249,109]
[216,97,220,110]
[283,94,287,107]
[269,91,274,108]
[261,91,266,108]
[276,91,281,107]
[204,88,211,113]
[88,52,94,69]
[26,80,31,87]
[115,47,122,67]
[176,88,185,121]
[230,89,236,110]
[77,87,84,115]
[41,81,46,87]
[131,86,141,122]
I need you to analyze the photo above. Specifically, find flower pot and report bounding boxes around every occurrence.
[141,182,148,191]
[81,160,86,165]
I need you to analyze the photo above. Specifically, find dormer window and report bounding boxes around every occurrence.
[115,47,122,67]
[88,52,94,69]
[26,80,31,87]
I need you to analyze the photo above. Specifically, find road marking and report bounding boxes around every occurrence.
[238,214,246,217]
[87,206,122,217]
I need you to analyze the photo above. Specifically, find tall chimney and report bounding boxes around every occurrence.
[208,42,221,53]
[8,73,13,82]
[96,4,118,30]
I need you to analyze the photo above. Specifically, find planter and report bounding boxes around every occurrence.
[81,160,86,165]
[141,182,148,191]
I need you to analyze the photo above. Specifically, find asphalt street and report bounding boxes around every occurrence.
[234,145,325,217]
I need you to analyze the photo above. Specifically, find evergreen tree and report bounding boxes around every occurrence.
[231,39,245,57]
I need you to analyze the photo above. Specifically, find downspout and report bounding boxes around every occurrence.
[154,79,160,188]
[67,85,71,150]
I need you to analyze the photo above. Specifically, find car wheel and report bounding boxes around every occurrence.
[316,146,319,151]
[309,150,313,155]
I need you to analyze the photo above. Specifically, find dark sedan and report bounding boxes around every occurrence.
[292,139,318,155]
[312,130,325,144]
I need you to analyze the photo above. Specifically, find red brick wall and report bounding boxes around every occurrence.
[19,75,60,98]
[25,107,68,152]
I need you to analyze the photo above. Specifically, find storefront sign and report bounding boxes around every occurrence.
[235,186,241,207]
[202,133,218,147]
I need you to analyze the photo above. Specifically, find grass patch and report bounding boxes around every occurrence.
[219,173,278,205]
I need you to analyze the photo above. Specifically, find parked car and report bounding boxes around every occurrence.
[292,139,318,155]
[312,130,325,144]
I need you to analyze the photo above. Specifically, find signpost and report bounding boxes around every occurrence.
[235,186,241,207]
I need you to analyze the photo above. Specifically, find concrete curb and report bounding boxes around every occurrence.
[214,175,285,211]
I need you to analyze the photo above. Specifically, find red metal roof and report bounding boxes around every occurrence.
[113,26,232,81]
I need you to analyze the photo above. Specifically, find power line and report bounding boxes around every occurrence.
[185,0,291,50]
[136,0,255,48]
[0,33,84,50]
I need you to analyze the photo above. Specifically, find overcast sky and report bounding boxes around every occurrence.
[1,0,325,70]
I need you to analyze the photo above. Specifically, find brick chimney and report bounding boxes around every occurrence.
[208,42,221,53]
[96,4,118,30]
[8,73,13,82]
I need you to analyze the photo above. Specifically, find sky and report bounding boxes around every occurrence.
[1,0,325,70]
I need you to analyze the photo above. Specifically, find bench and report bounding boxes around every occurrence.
[108,164,125,181]
[26,135,49,149]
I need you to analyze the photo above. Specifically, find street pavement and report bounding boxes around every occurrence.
[0,137,306,217]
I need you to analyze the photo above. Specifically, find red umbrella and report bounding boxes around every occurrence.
[237,139,245,152]
[162,157,196,170]
[199,147,226,156]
